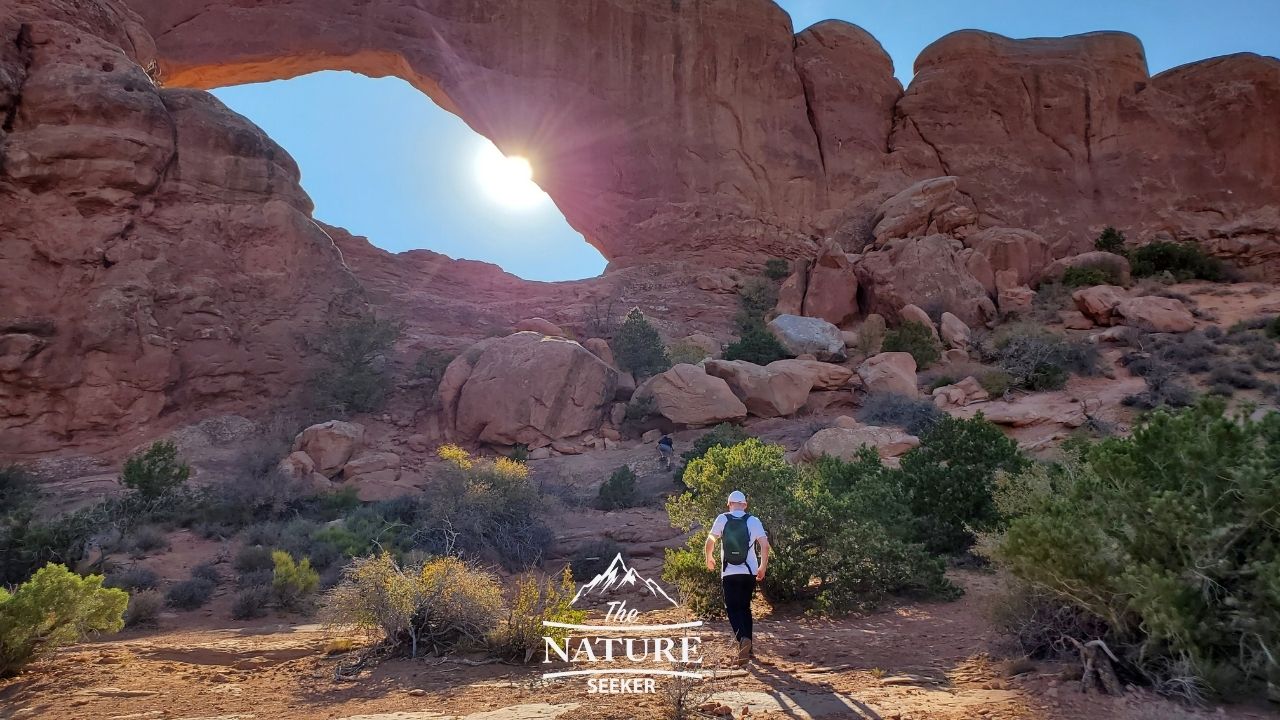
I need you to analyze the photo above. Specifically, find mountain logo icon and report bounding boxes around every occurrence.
[570,553,679,607]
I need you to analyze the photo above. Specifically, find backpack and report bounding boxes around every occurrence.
[721,513,752,569]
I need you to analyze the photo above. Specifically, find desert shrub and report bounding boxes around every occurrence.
[237,570,273,591]
[882,321,941,369]
[994,401,1280,698]
[120,441,190,500]
[570,539,625,581]
[105,566,159,592]
[722,325,790,365]
[489,567,585,661]
[1129,241,1224,281]
[1268,316,1280,340]
[129,525,168,555]
[1209,361,1260,390]
[896,415,1027,554]
[321,553,504,658]
[1061,265,1119,288]
[977,370,1013,397]
[232,586,271,620]
[736,278,778,327]
[165,577,215,610]
[410,349,454,398]
[597,466,638,510]
[856,393,942,436]
[763,258,791,281]
[124,590,164,628]
[682,424,751,466]
[981,324,1098,391]
[0,466,37,516]
[1094,226,1126,254]
[0,563,127,676]
[623,394,657,425]
[191,562,221,585]
[666,340,709,366]
[1122,359,1197,410]
[611,308,669,378]
[665,440,956,616]
[234,545,275,574]
[991,579,1111,660]
[271,550,319,609]
[312,314,404,414]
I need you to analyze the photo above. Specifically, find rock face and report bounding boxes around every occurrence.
[443,333,618,447]
[855,235,997,327]
[292,421,365,477]
[965,228,1051,288]
[635,364,747,426]
[704,359,812,418]
[871,176,976,244]
[857,352,918,397]
[1072,286,1128,324]
[515,318,567,337]
[766,359,854,391]
[800,242,859,326]
[767,315,846,362]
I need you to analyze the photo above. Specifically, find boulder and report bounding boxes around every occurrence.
[342,452,401,479]
[1059,310,1095,329]
[871,176,976,244]
[352,469,425,503]
[1072,285,1127,324]
[1114,297,1196,333]
[514,317,567,337]
[583,338,616,367]
[800,390,857,416]
[641,429,663,444]
[900,304,939,339]
[614,372,636,401]
[943,348,969,364]
[775,262,810,316]
[705,359,813,418]
[855,234,997,327]
[634,364,748,426]
[1042,252,1132,286]
[856,352,918,397]
[447,332,618,446]
[965,227,1051,287]
[998,285,1037,317]
[609,402,627,427]
[939,312,970,350]
[799,424,920,462]
[293,421,366,477]
[930,376,990,408]
[800,241,859,326]
[767,314,846,361]
[766,358,855,390]
[674,333,721,360]
[277,451,315,482]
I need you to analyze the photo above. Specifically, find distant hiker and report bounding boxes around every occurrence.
[705,490,769,665]
[657,434,674,469]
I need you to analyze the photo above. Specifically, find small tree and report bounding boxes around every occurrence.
[723,325,790,365]
[314,314,404,413]
[763,258,791,281]
[489,567,585,661]
[611,308,669,378]
[597,466,638,510]
[1094,226,1126,254]
[272,550,319,609]
[882,321,941,369]
[120,440,190,500]
[0,563,128,677]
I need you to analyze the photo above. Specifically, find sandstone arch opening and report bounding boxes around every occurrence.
[212,71,607,282]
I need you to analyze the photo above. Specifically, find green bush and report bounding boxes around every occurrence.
[981,324,1098,391]
[0,465,37,516]
[191,562,221,584]
[1060,265,1117,288]
[1268,316,1280,340]
[597,466,638,510]
[856,393,942,436]
[897,415,1027,554]
[994,400,1280,698]
[763,258,791,281]
[664,440,956,616]
[312,314,404,414]
[1094,226,1126,254]
[882,321,941,369]
[0,563,127,676]
[611,308,670,378]
[977,370,1013,397]
[489,568,585,662]
[722,325,790,365]
[120,441,190,500]
[666,340,709,366]
[736,278,778,328]
[271,550,319,609]
[165,577,215,610]
[1129,241,1224,281]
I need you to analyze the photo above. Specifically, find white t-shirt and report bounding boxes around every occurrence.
[708,510,767,578]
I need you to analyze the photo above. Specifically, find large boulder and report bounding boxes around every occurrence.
[1042,251,1132,286]
[965,227,1051,288]
[871,176,977,244]
[292,420,366,477]
[341,451,401,479]
[857,352,918,396]
[900,304,939,339]
[1072,285,1127,324]
[939,312,970,350]
[704,359,813,418]
[514,317,567,337]
[766,358,855,391]
[583,337,616,367]
[931,376,990,408]
[444,332,618,446]
[800,241,859,326]
[767,314,846,361]
[855,234,997,327]
[799,423,920,462]
[1114,297,1196,333]
[775,262,810,316]
[635,364,747,426]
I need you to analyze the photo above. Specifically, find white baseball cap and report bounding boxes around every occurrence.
[727,490,747,504]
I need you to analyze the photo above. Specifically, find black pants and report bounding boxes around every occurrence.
[722,574,756,641]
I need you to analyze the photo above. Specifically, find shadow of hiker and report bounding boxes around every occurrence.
[705,660,884,720]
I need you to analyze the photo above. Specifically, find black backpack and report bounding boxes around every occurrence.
[721,513,752,569]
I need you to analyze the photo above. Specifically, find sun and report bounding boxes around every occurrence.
[474,140,550,210]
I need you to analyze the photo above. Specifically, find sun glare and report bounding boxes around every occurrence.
[474,141,550,210]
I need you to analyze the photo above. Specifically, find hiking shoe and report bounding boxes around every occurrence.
[736,638,753,665]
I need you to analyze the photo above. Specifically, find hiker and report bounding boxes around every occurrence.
[705,490,769,664]
[657,434,674,469]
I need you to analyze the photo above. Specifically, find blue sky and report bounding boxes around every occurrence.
[211,0,1280,282]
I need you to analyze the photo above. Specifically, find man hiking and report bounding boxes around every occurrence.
[657,434,675,470]
[705,490,769,664]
